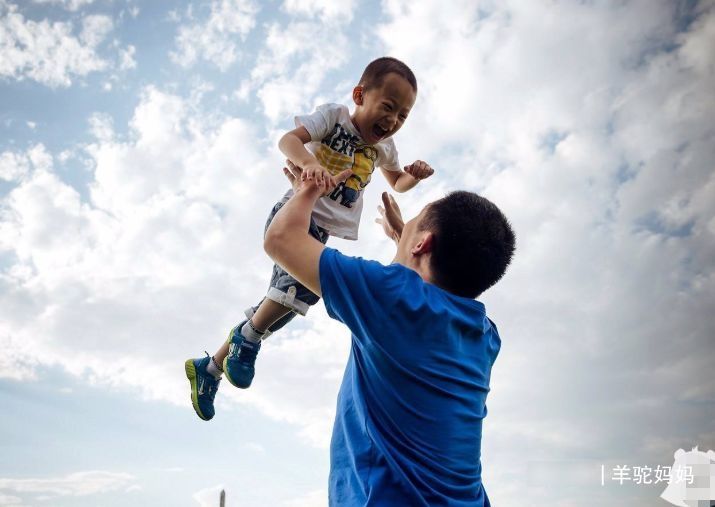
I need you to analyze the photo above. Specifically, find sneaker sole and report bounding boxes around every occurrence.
[184,359,211,421]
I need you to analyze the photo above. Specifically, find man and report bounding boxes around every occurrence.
[265,161,515,506]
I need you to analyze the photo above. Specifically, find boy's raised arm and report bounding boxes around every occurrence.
[380,160,435,193]
[278,127,322,170]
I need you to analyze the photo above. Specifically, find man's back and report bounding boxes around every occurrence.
[320,248,500,506]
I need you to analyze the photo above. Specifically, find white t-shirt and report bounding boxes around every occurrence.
[289,103,401,240]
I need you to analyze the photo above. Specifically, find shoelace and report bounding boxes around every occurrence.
[238,342,259,365]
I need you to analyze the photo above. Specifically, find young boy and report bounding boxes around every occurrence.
[185,57,434,421]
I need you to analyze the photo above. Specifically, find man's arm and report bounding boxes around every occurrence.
[264,162,351,297]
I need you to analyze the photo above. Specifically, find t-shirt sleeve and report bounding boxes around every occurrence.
[295,103,343,142]
[378,138,401,172]
[319,247,405,335]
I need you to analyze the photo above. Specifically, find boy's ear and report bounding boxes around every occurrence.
[352,86,364,106]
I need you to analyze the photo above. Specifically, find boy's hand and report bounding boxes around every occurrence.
[375,192,404,241]
[404,160,434,180]
[301,162,334,187]
[284,160,351,197]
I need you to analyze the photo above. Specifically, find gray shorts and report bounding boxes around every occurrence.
[262,198,329,316]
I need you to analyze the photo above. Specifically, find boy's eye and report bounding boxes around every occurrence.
[399,114,407,121]
[383,103,393,111]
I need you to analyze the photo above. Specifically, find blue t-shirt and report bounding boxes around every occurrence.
[319,248,501,506]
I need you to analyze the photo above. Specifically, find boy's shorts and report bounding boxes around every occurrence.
[261,197,329,316]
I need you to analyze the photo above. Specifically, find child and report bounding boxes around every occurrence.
[185,56,434,421]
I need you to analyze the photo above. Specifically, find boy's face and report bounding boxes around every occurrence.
[351,72,416,145]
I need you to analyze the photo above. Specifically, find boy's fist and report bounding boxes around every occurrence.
[404,160,434,180]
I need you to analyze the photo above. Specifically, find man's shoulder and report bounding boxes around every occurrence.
[320,248,410,290]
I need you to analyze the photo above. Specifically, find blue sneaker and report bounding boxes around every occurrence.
[184,353,221,421]
[223,324,261,389]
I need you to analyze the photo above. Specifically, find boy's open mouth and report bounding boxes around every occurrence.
[372,124,388,141]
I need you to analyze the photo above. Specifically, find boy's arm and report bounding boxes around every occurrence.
[278,126,322,170]
[381,160,434,193]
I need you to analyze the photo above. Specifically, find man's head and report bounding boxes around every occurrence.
[351,57,417,145]
[399,191,516,298]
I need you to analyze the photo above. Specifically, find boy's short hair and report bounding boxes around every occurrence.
[359,57,417,93]
[419,191,516,298]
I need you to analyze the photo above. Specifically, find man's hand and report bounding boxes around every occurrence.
[403,160,434,181]
[301,162,337,188]
[284,160,351,196]
[375,192,404,243]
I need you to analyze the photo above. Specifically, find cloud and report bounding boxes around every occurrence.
[170,0,259,71]
[0,470,136,498]
[32,0,95,11]
[245,20,351,123]
[282,0,356,23]
[0,151,30,183]
[0,493,23,507]
[0,2,124,87]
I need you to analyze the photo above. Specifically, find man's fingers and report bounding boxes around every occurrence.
[381,192,392,209]
[283,167,295,181]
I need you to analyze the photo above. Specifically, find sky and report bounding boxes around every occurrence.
[0,0,713,506]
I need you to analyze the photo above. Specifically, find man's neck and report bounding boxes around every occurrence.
[393,253,434,285]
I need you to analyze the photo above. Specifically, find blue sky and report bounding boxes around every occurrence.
[1,0,713,506]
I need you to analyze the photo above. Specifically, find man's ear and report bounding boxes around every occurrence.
[352,86,364,106]
[411,231,433,256]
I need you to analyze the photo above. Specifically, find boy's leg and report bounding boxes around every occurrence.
[223,219,330,389]
[184,298,294,422]
[184,199,328,420]
[211,298,293,364]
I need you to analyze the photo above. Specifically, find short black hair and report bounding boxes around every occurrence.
[419,191,516,298]
[359,56,417,93]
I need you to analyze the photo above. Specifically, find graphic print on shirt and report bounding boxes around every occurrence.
[314,123,379,208]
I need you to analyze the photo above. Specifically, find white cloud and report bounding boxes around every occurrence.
[246,20,351,123]
[32,0,95,11]
[118,43,136,70]
[0,493,23,507]
[0,151,30,182]
[0,470,136,498]
[282,0,355,23]
[79,14,112,46]
[171,0,258,71]
[0,3,121,87]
